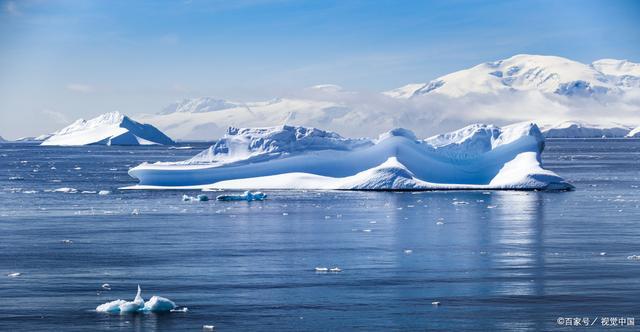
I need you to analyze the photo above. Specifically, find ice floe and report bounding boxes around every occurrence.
[182,194,209,202]
[127,123,573,191]
[216,191,267,201]
[53,187,78,193]
[96,285,178,314]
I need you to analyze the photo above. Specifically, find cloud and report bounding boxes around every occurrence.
[66,83,94,93]
[42,109,70,125]
[5,1,19,15]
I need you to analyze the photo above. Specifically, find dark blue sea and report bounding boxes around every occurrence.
[1,140,639,331]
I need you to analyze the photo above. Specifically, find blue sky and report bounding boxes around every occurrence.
[0,0,639,138]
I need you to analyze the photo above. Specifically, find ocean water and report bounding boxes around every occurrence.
[1,140,639,331]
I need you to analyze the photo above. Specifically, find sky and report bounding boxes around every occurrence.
[0,0,639,139]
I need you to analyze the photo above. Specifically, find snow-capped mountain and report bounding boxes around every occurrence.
[42,111,174,146]
[137,54,640,140]
[540,121,633,138]
[386,54,639,98]
[0,135,7,143]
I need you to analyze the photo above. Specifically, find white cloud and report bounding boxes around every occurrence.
[5,1,19,16]
[42,109,70,125]
[66,83,94,93]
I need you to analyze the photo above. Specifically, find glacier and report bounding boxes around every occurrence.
[41,111,174,146]
[126,123,573,191]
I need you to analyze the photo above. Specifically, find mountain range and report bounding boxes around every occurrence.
[133,54,640,140]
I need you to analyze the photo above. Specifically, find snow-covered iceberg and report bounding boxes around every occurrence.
[41,111,174,146]
[627,126,640,138]
[127,123,572,191]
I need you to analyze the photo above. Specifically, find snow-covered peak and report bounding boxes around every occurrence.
[376,128,418,142]
[184,125,373,165]
[387,54,635,98]
[159,97,241,115]
[592,59,640,77]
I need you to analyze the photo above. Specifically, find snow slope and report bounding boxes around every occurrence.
[627,126,640,138]
[127,123,572,191]
[540,121,633,138]
[42,111,174,146]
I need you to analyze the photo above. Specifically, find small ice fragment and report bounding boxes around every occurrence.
[431,301,440,306]
[599,252,607,256]
[7,272,21,277]
[171,307,189,312]
[627,255,640,260]
[329,267,342,272]
[74,167,82,170]
[98,190,110,195]
[62,239,73,244]
[131,209,140,215]
[452,201,469,205]
[81,190,97,194]
[203,325,215,331]
[102,283,111,290]
[362,229,372,232]
[436,221,444,225]
[53,187,78,193]
[216,191,267,201]
[8,176,24,180]
[109,168,118,171]
[282,212,289,216]
[315,267,328,272]
[404,249,413,254]
[487,205,497,209]
[22,190,37,194]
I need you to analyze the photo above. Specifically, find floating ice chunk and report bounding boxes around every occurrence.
[362,229,372,232]
[82,190,97,194]
[102,283,111,290]
[118,285,145,313]
[182,194,209,202]
[216,191,267,201]
[7,272,21,277]
[96,299,127,313]
[144,296,177,312]
[282,212,289,216]
[53,187,78,193]
[599,252,607,256]
[131,209,140,215]
[627,255,640,260]
[98,190,111,195]
[74,167,82,170]
[8,176,24,180]
[452,201,469,205]
[436,221,444,225]
[22,190,37,194]
[62,239,73,244]
[203,325,215,331]
[431,301,440,306]
[329,267,342,272]
[404,249,413,254]
[171,307,189,312]
[315,267,328,272]
[487,205,497,209]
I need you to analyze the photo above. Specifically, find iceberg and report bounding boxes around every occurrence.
[627,126,640,138]
[126,123,572,191]
[41,111,174,146]
[96,285,177,314]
